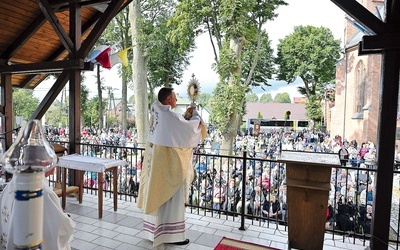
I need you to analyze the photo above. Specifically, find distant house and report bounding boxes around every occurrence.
[106,99,135,124]
[106,94,210,125]
[243,102,307,122]
[293,97,307,104]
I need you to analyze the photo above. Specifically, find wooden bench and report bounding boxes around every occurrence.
[51,144,79,199]
[53,185,80,198]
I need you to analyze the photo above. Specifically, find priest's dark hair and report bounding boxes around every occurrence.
[158,87,174,103]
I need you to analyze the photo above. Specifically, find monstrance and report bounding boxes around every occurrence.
[183,74,200,120]
[187,74,200,106]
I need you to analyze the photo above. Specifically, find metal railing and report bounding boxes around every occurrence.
[49,141,400,249]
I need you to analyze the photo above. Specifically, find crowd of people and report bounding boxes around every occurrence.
[192,130,377,235]
[43,122,379,235]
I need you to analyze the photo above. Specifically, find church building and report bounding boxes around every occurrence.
[330,0,384,145]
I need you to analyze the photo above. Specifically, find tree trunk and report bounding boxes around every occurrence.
[121,69,128,133]
[97,65,103,130]
[129,1,149,146]
[221,37,245,155]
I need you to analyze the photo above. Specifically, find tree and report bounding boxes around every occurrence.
[99,8,132,132]
[129,0,190,145]
[169,0,286,155]
[246,93,259,103]
[198,93,212,110]
[260,93,273,103]
[83,97,107,128]
[275,25,341,99]
[13,89,39,120]
[274,92,291,103]
[306,95,323,124]
[46,100,68,127]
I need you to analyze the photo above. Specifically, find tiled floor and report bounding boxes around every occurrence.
[65,193,370,250]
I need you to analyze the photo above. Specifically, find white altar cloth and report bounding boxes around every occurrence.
[57,154,128,172]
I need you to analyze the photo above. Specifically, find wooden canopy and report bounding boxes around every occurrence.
[0,0,132,151]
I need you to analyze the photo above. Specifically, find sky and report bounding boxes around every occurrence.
[33,0,345,102]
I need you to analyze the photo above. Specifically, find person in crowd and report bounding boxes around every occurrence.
[278,180,288,222]
[351,153,364,168]
[223,178,238,213]
[336,168,353,192]
[325,200,335,229]
[354,163,372,194]
[137,87,206,247]
[250,186,265,217]
[261,171,271,196]
[236,180,253,215]
[338,144,349,167]
[361,205,372,234]
[347,144,358,161]
[363,148,376,169]
[360,183,374,206]
[0,167,75,249]
[340,181,356,203]
[199,177,213,208]
[261,194,281,223]
[212,178,226,212]
[83,147,97,188]
[194,156,207,175]
[359,143,369,159]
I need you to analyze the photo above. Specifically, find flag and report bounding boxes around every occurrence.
[95,47,112,69]
[88,45,133,69]
[110,48,129,67]
[88,45,110,63]
[110,46,133,67]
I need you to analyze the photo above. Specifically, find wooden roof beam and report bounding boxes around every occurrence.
[78,0,125,57]
[331,0,387,35]
[50,0,112,10]
[18,11,102,89]
[38,0,74,54]
[30,70,69,120]
[0,59,93,74]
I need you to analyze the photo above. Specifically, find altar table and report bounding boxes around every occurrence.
[57,154,128,218]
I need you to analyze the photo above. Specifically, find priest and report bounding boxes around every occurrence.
[138,87,206,247]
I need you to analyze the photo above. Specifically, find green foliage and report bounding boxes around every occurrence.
[257,112,263,119]
[260,93,273,103]
[12,89,39,119]
[99,9,133,81]
[198,93,212,109]
[306,95,323,123]
[241,31,275,88]
[246,93,259,102]
[220,0,256,39]
[168,0,287,146]
[275,25,341,98]
[128,95,135,105]
[80,84,89,122]
[274,92,291,103]
[45,100,68,127]
[210,82,246,137]
[83,97,107,127]
[217,43,241,80]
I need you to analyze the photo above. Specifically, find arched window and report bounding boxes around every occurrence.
[355,61,366,115]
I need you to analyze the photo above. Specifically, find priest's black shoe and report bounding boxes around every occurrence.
[170,239,190,245]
